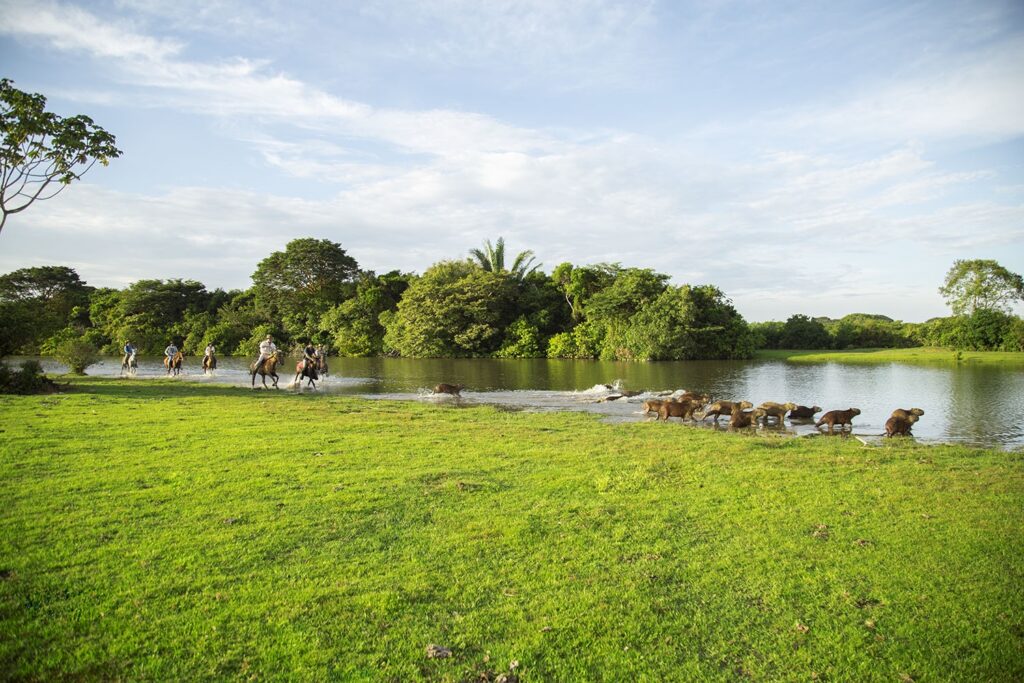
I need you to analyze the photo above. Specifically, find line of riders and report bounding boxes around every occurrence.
[120,334,329,389]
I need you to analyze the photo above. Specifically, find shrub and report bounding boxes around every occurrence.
[0,360,56,394]
[495,317,542,358]
[54,337,100,374]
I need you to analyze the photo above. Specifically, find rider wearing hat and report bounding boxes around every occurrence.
[254,334,276,373]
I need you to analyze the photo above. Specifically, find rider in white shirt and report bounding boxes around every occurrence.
[254,335,276,372]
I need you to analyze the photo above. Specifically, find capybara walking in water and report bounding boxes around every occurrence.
[729,405,765,429]
[701,400,752,422]
[658,399,701,422]
[885,413,919,437]
[815,408,861,433]
[788,405,821,420]
[758,402,796,424]
[890,408,924,421]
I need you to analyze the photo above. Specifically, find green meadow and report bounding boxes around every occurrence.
[755,346,1024,365]
[1,377,1022,681]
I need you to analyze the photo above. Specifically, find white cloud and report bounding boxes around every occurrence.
[2,0,1022,323]
[778,40,1024,144]
[0,0,181,60]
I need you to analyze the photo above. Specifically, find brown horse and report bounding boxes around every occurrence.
[315,353,328,377]
[251,350,285,389]
[202,354,217,373]
[294,359,320,389]
[164,351,183,376]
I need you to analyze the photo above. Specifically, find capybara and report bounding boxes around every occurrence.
[658,398,700,421]
[758,402,797,423]
[730,406,765,429]
[890,408,925,421]
[701,400,752,422]
[788,405,822,420]
[815,408,861,433]
[885,413,919,437]
[433,383,463,395]
[642,398,672,415]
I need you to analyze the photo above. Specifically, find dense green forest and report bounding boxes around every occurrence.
[1,239,1021,360]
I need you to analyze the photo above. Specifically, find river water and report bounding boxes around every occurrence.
[11,355,1024,449]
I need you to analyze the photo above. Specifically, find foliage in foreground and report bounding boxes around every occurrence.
[0,378,1021,681]
[0,359,55,394]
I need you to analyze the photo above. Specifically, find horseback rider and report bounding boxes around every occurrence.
[302,340,317,371]
[123,340,137,368]
[204,342,216,364]
[164,341,179,374]
[254,335,276,374]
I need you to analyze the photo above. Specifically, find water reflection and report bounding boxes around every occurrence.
[8,355,1023,448]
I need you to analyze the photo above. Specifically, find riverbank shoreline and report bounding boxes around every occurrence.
[1,377,1022,680]
[755,346,1024,365]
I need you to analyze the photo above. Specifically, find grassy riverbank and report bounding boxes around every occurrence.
[1,377,1022,681]
[755,346,1024,365]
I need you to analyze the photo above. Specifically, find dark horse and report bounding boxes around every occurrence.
[294,359,320,389]
[251,350,285,389]
[164,351,183,376]
[316,352,328,377]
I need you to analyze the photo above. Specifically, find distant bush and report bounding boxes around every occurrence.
[53,336,101,374]
[0,360,56,394]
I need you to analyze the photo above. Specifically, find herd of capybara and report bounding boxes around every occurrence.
[645,394,921,437]
[432,382,924,438]
[648,394,922,437]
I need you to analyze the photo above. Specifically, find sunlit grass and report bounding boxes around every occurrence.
[755,346,1024,365]
[1,377,1021,681]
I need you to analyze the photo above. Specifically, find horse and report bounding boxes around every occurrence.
[164,351,183,376]
[121,353,137,376]
[202,354,217,374]
[294,358,320,389]
[251,350,285,389]
[315,353,328,377]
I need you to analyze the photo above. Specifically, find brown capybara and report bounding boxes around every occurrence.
[885,413,919,437]
[815,408,861,433]
[890,408,925,421]
[701,400,752,422]
[642,398,672,415]
[758,402,797,423]
[730,406,765,429]
[433,383,463,396]
[658,399,701,421]
[788,405,822,420]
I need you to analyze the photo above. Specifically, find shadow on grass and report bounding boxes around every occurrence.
[56,376,312,401]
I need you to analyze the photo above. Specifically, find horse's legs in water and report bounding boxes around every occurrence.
[271,371,279,389]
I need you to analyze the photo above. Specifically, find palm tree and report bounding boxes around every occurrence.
[469,237,540,280]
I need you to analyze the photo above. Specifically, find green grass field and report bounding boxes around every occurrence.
[754,347,1024,365]
[1,377,1022,681]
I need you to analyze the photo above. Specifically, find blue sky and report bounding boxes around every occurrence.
[1,0,1022,321]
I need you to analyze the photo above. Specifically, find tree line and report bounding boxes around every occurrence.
[1,241,1021,360]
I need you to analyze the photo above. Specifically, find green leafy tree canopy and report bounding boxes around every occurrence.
[1,78,122,235]
[939,259,1024,316]
[251,238,359,341]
